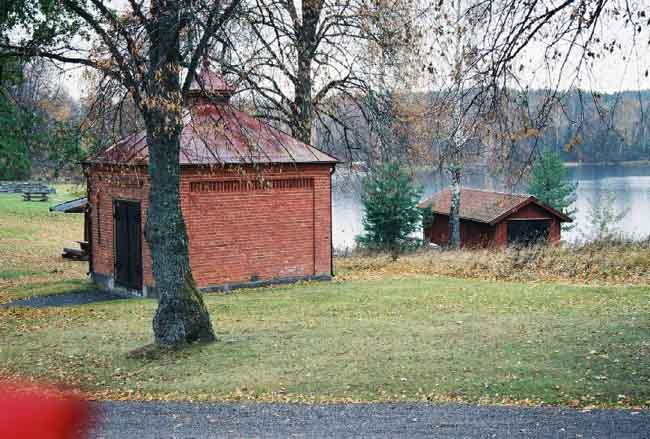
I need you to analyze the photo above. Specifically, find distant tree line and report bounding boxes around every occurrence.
[314,88,650,167]
[0,58,86,180]
[533,89,650,163]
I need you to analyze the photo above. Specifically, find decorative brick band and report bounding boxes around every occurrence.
[189,177,313,193]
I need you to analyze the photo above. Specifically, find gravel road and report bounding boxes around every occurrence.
[93,402,650,439]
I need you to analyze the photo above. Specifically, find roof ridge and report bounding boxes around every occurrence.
[459,187,531,197]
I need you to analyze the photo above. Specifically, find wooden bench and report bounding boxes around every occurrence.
[23,191,49,202]
[76,240,90,252]
[62,241,89,261]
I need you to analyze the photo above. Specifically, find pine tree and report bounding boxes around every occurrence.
[528,150,577,225]
[357,162,422,260]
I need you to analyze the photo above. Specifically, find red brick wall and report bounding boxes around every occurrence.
[182,165,332,286]
[87,163,333,293]
[87,167,153,289]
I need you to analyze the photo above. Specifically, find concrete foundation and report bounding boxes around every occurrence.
[91,272,332,298]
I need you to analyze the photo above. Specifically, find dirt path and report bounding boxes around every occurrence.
[1,291,125,308]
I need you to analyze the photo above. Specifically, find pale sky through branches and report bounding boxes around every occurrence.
[48,0,650,101]
[516,12,650,94]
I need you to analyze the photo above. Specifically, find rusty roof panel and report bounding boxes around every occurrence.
[93,70,338,166]
[418,188,572,224]
[418,188,532,224]
[188,69,235,95]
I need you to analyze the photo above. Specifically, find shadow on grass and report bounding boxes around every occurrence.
[126,340,217,362]
[3,279,95,299]
[0,269,42,280]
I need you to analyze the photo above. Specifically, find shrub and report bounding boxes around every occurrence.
[356,162,422,260]
[528,150,576,229]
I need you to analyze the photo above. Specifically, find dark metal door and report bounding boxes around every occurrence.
[114,200,142,289]
[507,219,550,247]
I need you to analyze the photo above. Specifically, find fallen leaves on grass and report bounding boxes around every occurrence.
[4,366,649,409]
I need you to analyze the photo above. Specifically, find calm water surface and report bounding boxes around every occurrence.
[331,164,650,249]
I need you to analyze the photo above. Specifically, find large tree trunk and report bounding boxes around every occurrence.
[291,1,322,145]
[293,53,313,144]
[145,119,216,347]
[144,0,216,348]
[448,165,461,249]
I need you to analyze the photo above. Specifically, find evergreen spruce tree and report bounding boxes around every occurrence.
[528,150,577,227]
[357,162,422,260]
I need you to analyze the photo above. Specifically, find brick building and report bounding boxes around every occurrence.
[84,69,338,297]
[418,188,572,248]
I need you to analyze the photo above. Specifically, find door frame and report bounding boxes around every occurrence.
[112,199,143,290]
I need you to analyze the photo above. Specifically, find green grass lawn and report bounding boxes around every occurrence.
[1,190,650,407]
[1,278,649,406]
[0,187,90,303]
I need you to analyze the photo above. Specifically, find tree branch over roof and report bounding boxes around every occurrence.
[181,0,242,97]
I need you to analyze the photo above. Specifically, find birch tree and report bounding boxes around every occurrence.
[465,0,646,181]
[360,0,424,166]
[216,0,421,163]
[427,0,484,249]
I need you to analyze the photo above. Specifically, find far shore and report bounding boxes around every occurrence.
[334,160,650,175]
[564,159,650,167]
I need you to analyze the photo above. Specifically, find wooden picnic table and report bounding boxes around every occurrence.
[23,191,49,202]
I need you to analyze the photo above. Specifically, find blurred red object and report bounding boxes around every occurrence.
[0,380,94,439]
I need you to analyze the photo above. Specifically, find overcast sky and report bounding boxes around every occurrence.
[520,15,650,94]
[57,2,650,101]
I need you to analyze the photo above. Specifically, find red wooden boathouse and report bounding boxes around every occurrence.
[418,188,572,248]
[83,68,338,297]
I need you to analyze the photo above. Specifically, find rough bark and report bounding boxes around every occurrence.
[293,53,313,144]
[145,117,216,347]
[290,1,321,145]
[448,165,461,249]
[144,0,216,348]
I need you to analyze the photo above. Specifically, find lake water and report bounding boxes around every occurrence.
[331,164,650,250]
